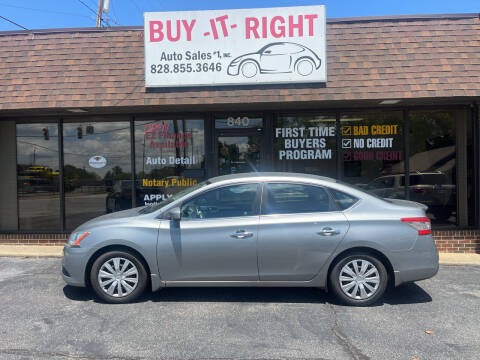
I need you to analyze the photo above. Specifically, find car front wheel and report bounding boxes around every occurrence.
[329,253,388,306]
[90,251,147,303]
[240,61,259,78]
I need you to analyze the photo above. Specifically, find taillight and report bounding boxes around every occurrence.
[401,217,431,235]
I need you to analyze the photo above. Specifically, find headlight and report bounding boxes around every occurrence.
[66,231,90,247]
[230,58,241,65]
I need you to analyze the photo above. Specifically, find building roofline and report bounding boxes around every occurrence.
[327,12,479,24]
[0,12,478,37]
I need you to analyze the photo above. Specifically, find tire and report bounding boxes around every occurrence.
[240,61,259,78]
[90,251,148,304]
[295,58,315,76]
[329,253,388,306]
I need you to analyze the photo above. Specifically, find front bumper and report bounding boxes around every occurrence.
[227,63,240,75]
[62,245,92,287]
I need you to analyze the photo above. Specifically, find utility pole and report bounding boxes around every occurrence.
[96,0,111,27]
[96,0,104,27]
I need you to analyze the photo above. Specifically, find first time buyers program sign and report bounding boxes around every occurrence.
[144,5,326,87]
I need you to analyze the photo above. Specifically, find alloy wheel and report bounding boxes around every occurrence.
[98,257,139,297]
[339,259,380,300]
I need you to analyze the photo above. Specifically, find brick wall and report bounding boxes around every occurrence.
[1,231,479,253]
[0,234,68,246]
[432,230,480,253]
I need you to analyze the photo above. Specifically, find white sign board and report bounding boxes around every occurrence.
[88,156,107,168]
[144,5,326,87]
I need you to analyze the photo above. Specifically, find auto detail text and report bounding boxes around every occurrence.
[144,5,326,87]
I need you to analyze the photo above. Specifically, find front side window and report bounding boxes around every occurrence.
[181,183,259,220]
[262,183,332,215]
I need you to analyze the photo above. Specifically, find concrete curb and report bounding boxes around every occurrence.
[0,245,63,258]
[438,253,480,266]
[0,245,479,265]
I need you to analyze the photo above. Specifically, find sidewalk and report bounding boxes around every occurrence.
[0,245,479,265]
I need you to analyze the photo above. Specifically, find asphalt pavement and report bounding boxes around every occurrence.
[0,257,479,360]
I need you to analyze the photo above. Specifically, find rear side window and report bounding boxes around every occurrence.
[329,189,359,210]
[262,183,332,214]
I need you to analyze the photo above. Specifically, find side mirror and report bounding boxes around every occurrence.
[167,207,181,221]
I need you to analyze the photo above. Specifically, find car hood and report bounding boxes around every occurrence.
[74,207,145,232]
[384,198,428,210]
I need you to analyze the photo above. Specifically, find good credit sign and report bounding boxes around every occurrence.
[144,5,326,87]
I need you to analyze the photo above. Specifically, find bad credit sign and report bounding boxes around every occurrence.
[144,5,326,87]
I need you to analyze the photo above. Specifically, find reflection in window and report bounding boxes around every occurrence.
[340,111,404,200]
[135,119,205,207]
[218,136,261,175]
[63,121,131,230]
[181,184,258,219]
[263,183,331,214]
[274,115,336,178]
[329,189,359,210]
[409,111,456,225]
[16,123,60,230]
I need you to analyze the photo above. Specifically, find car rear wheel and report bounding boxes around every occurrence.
[295,58,315,76]
[90,251,147,304]
[240,61,259,78]
[329,253,388,306]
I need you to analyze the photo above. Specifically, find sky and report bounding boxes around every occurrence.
[0,0,478,31]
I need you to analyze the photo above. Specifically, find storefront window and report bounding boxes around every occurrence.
[409,111,456,225]
[273,114,337,177]
[16,123,60,230]
[340,111,404,199]
[135,118,205,207]
[63,120,131,230]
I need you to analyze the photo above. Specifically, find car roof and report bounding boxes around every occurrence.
[208,172,337,184]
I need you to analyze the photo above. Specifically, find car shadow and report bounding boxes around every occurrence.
[326,282,433,307]
[63,282,432,306]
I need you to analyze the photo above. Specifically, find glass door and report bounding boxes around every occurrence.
[217,135,261,175]
[215,115,263,176]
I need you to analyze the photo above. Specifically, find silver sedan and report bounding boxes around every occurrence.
[62,173,439,306]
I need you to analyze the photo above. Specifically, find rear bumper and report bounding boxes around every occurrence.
[392,234,439,286]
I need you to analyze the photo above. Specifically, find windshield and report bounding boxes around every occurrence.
[138,181,209,214]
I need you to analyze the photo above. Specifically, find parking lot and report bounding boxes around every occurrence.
[0,257,478,360]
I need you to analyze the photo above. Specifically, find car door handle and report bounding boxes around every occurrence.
[230,230,253,239]
[317,227,340,236]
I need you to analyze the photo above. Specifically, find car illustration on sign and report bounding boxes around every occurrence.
[227,42,322,78]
